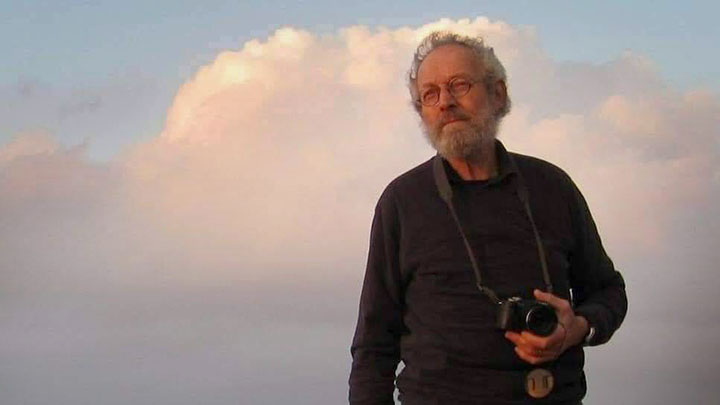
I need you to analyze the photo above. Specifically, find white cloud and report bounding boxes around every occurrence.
[2,17,719,404]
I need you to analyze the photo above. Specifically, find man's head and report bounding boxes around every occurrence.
[408,31,511,162]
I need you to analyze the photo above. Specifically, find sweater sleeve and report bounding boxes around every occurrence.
[349,190,405,404]
[567,181,628,346]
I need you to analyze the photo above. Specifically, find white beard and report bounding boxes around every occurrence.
[423,110,500,164]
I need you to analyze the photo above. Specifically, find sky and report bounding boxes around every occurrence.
[2,2,719,404]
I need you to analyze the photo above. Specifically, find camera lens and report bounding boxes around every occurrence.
[525,304,557,337]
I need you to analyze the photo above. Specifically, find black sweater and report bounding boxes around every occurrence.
[349,141,627,404]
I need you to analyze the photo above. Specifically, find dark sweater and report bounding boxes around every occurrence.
[349,141,627,404]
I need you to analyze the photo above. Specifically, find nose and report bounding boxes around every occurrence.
[437,85,457,110]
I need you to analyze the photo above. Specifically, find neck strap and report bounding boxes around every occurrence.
[432,154,553,304]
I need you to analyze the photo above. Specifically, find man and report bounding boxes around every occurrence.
[349,31,627,404]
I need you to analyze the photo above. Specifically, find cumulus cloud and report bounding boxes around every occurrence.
[2,17,718,404]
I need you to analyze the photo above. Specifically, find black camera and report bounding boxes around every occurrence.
[497,297,558,337]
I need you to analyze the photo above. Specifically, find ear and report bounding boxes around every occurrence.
[492,80,508,112]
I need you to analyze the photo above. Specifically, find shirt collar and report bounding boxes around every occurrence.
[442,139,517,185]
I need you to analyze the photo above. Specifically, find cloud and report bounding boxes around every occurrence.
[0,74,163,162]
[2,17,719,404]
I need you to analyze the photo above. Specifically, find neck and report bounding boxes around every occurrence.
[447,153,498,181]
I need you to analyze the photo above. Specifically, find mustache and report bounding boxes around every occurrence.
[439,111,470,125]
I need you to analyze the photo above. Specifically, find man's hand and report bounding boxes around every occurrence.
[504,289,589,365]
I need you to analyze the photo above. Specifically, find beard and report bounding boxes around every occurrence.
[423,107,500,164]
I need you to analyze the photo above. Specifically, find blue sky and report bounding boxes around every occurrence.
[4,0,719,86]
[2,1,718,160]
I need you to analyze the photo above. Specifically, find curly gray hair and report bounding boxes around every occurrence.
[407,31,511,117]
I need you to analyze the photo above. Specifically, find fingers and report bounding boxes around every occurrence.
[504,330,524,346]
[533,289,570,313]
[505,331,563,365]
[505,331,558,365]
[505,291,577,365]
[514,346,553,365]
[534,289,575,330]
[520,328,563,350]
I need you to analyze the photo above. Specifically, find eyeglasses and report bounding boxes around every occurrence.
[417,77,480,107]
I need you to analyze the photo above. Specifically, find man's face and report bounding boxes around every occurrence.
[416,44,504,161]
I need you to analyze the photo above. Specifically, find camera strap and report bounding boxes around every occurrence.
[432,154,553,304]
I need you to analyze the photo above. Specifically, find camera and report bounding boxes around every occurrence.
[497,297,558,336]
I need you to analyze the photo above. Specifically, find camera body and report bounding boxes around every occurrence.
[497,296,558,337]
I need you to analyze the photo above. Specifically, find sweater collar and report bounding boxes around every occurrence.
[442,139,516,185]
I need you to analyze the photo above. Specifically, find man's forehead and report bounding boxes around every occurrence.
[417,44,484,84]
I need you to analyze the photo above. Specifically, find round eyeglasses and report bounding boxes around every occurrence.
[418,77,480,107]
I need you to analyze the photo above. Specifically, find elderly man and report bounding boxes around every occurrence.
[349,31,627,404]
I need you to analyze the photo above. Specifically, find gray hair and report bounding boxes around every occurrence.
[407,31,511,117]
